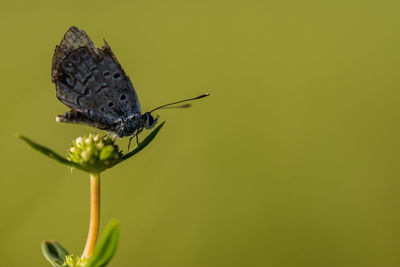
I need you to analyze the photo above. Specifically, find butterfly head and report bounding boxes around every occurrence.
[142,112,159,130]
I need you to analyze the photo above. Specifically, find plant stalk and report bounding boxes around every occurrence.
[82,172,101,258]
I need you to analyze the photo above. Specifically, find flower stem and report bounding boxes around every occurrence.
[82,172,101,258]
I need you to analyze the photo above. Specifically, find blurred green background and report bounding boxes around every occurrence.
[1,0,400,266]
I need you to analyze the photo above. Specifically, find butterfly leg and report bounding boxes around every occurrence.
[128,134,135,151]
[127,128,140,151]
[127,127,145,151]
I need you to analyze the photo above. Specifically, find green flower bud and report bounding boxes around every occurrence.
[67,133,123,173]
[63,254,89,267]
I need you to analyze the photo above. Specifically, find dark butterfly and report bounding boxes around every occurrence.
[52,26,208,145]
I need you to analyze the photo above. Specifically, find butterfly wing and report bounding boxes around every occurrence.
[52,26,141,128]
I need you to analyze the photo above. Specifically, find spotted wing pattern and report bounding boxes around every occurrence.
[52,26,141,128]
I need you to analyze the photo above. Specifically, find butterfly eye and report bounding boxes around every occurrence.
[103,71,110,77]
[120,94,126,101]
[108,102,114,108]
[148,115,154,125]
[100,107,105,112]
[113,73,121,79]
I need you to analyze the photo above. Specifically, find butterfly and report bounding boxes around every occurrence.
[52,26,209,146]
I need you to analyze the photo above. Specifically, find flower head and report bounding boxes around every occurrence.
[67,133,123,173]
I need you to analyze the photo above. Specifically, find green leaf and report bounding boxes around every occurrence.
[41,240,69,267]
[119,121,165,163]
[18,135,83,170]
[86,219,120,267]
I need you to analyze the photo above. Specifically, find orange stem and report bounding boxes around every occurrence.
[82,173,100,257]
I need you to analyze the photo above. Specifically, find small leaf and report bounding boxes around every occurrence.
[41,241,69,267]
[119,121,165,163]
[18,135,83,170]
[86,219,120,267]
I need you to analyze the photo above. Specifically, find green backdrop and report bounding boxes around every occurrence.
[1,0,400,266]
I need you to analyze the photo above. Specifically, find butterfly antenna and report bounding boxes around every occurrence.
[150,93,210,113]
[160,103,192,109]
